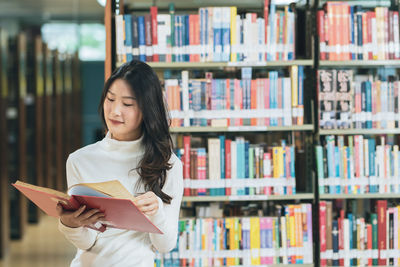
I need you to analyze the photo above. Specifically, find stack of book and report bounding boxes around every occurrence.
[317,3,400,61]
[318,70,400,130]
[320,200,398,266]
[167,66,304,127]
[179,135,296,197]
[316,135,400,194]
[156,203,313,267]
[115,1,296,64]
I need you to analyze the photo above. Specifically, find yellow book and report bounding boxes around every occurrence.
[230,6,237,62]
[235,218,241,265]
[225,218,235,266]
[250,217,261,265]
[290,65,298,115]
[273,147,284,178]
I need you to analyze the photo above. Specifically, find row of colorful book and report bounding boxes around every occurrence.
[318,69,400,129]
[116,1,296,64]
[320,200,398,266]
[317,3,400,61]
[316,135,400,194]
[167,66,305,127]
[155,204,313,267]
[179,135,296,196]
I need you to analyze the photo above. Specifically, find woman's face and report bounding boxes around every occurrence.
[103,79,143,141]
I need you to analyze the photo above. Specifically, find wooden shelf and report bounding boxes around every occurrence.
[171,124,314,133]
[319,60,400,67]
[182,193,314,202]
[116,60,314,69]
[320,193,400,199]
[319,128,400,135]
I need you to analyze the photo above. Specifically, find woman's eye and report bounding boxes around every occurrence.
[123,103,133,107]
[107,97,115,102]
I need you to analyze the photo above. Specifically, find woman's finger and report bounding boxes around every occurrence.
[73,205,86,218]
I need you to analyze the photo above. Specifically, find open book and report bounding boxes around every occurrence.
[12,180,162,234]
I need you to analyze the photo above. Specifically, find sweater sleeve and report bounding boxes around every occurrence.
[58,155,99,250]
[147,154,183,253]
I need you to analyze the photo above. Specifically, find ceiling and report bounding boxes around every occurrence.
[0,0,104,22]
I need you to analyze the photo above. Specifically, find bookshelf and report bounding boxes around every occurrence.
[319,193,400,200]
[319,60,400,67]
[117,60,314,69]
[171,124,314,133]
[315,0,400,265]
[106,0,317,266]
[183,193,314,202]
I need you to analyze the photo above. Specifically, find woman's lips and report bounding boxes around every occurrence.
[109,119,123,125]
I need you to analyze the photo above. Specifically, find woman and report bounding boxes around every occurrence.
[57,60,183,267]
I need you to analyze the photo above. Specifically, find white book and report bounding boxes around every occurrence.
[244,13,252,62]
[157,14,170,62]
[281,216,288,264]
[394,12,400,59]
[181,71,189,126]
[222,7,231,62]
[115,15,125,63]
[208,138,221,190]
[207,7,214,62]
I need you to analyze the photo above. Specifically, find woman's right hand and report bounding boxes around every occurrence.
[56,203,105,228]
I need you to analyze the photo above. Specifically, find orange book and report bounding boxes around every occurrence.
[13,180,162,234]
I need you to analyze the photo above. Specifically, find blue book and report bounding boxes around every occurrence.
[132,15,139,60]
[221,7,231,62]
[290,146,296,194]
[270,71,278,126]
[316,146,325,194]
[244,141,250,195]
[366,81,372,128]
[241,67,252,125]
[368,138,376,192]
[355,6,363,60]
[349,6,355,60]
[237,138,245,195]
[334,146,341,193]
[348,214,354,264]
[169,3,175,62]
[268,2,276,61]
[219,135,226,196]
[213,7,222,62]
[123,15,133,62]
[138,16,146,62]
[185,15,189,62]
[332,220,339,266]
[298,66,304,108]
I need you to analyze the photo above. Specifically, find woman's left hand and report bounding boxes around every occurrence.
[134,191,159,216]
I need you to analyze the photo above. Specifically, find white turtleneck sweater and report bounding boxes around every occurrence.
[58,132,183,267]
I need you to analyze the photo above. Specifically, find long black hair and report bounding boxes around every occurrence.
[99,60,173,204]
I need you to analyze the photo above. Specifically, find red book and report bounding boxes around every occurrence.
[225,139,232,196]
[367,12,374,60]
[183,135,191,196]
[251,79,257,126]
[193,14,200,62]
[317,10,326,60]
[13,180,162,234]
[376,200,387,265]
[150,6,159,62]
[320,201,327,267]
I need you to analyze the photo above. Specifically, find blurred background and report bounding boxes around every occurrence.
[0,0,107,265]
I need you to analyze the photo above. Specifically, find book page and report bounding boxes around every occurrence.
[15,180,70,199]
[68,180,135,200]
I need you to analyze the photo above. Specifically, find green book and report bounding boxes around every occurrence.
[371,213,378,266]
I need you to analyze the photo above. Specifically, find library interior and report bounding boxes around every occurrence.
[1,0,400,266]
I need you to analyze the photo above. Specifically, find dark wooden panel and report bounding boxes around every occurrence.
[0,28,10,259]
[71,53,82,151]
[8,32,28,240]
[43,46,55,189]
[53,51,65,191]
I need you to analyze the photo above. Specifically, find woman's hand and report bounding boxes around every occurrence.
[134,191,159,216]
[56,203,105,228]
